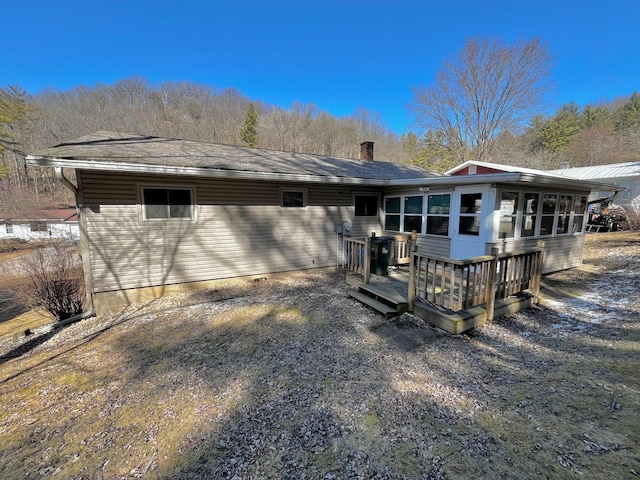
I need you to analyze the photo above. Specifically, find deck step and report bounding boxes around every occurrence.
[348,291,398,317]
[359,283,407,307]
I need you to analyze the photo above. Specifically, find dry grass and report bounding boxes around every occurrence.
[0,233,638,479]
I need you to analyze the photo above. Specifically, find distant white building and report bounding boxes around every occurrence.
[0,209,80,240]
[548,161,640,208]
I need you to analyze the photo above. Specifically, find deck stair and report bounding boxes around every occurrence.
[348,282,408,318]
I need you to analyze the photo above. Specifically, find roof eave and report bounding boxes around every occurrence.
[25,155,393,186]
[389,172,625,191]
[27,155,625,192]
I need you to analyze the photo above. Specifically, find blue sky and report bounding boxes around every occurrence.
[5,0,640,134]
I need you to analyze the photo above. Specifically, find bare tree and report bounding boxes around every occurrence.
[410,37,553,162]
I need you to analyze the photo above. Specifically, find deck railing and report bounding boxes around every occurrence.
[386,232,415,265]
[343,236,371,283]
[408,245,544,321]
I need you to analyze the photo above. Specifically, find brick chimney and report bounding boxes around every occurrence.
[360,141,374,161]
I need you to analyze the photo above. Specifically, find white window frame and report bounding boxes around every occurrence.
[280,187,308,208]
[497,188,589,240]
[383,192,451,236]
[425,193,451,237]
[139,184,196,221]
[498,190,520,239]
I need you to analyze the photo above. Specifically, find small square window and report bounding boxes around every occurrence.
[355,195,378,216]
[282,190,305,208]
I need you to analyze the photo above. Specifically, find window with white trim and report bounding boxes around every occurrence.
[557,194,573,234]
[142,187,194,220]
[521,192,539,237]
[499,191,519,239]
[458,193,482,236]
[281,188,307,208]
[403,196,423,232]
[540,193,557,236]
[384,193,450,235]
[572,196,587,233]
[425,194,450,236]
[502,189,588,239]
[5,223,13,235]
[384,197,401,231]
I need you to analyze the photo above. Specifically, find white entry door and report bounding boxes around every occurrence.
[450,186,490,259]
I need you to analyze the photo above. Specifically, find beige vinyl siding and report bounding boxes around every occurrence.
[414,235,451,258]
[78,171,382,293]
[490,235,585,273]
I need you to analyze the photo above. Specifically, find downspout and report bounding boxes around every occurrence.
[55,167,96,319]
[55,167,78,195]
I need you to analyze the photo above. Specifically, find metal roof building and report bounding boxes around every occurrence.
[548,161,640,206]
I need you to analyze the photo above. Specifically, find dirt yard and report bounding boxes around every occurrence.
[0,232,638,479]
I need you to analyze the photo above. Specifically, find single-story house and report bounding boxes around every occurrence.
[547,160,640,208]
[0,208,79,241]
[26,132,624,315]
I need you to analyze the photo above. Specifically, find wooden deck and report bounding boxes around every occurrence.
[346,265,538,334]
[347,267,410,318]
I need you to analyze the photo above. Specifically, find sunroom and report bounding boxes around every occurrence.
[377,172,602,273]
[343,170,623,332]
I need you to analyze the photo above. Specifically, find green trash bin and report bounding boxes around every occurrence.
[371,237,393,276]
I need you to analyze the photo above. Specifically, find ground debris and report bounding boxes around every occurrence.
[0,233,639,479]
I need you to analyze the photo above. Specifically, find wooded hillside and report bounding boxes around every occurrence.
[1,78,639,211]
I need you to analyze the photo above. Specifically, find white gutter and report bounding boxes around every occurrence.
[54,167,78,194]
[28,155,626,192]
[28,155,396,186]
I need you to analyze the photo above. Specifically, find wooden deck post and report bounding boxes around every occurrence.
[363,236,371,285]
[531,240,545,297]
[408,253,416,311]
[485,247,499,322]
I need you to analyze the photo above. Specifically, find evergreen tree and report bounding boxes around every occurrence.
[240,103,258,147]
[580,105,614,130]
[614,92,640,133]
[529,103,581,153]
[0,85,30,153]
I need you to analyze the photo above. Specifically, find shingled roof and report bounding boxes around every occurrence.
[27,131,441,185]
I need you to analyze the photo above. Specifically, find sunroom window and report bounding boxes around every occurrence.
[557,195,573,234]
[384,197,401,231]
[426,194,450,236]
[499,191,519,239]
[403,196,423,232]
[540,194,557,236]
[521,192,539,237]
[458,193,482,236]
[572,196,587,233]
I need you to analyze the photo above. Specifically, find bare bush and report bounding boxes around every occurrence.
[622,202,640,230]
[7,241,85,321]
